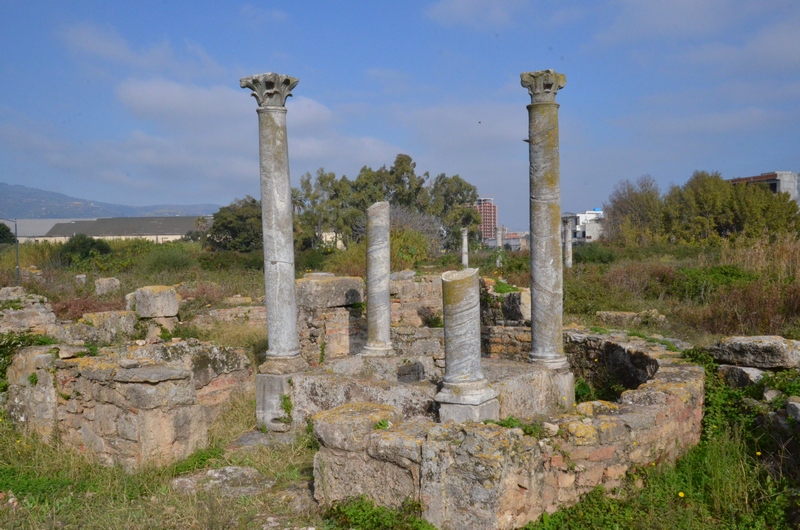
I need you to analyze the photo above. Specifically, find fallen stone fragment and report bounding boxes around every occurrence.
[718,364,765,387]
[171,466,274,497]
[709,336,800,369]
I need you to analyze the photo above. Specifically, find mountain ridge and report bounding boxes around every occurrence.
[0,182,220,219]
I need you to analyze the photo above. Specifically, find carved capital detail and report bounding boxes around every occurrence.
[240,72,299,108]
[520,69,566,104]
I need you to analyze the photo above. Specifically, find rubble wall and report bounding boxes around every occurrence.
[6,340,252,470]
[311,331,704,530]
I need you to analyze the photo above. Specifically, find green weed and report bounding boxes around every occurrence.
[324,496,435,530]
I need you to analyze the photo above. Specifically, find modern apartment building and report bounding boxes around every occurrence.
[473,198,497,242]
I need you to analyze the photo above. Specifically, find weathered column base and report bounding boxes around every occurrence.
[256,355,308,432]
[256,373,293,432]
[530,360,575,410]
[360,342,393,357]
[529,355,570,370]
[436,380,499,423]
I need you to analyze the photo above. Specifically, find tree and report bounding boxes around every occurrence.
[428,173,478,218]
[0,223,14,244]
[206,196,263,252]
[603,175,664,245]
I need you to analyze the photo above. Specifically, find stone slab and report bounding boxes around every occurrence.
[438,398,500,423]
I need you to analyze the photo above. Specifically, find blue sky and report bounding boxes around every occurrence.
[1,1,798,229]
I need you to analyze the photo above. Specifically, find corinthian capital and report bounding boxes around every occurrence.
[240,72,299,108]
[520,69,566,104]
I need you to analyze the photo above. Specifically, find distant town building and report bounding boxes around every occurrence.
[486,228,527,251]
[729,171,800,205]
[562,209,604,243]
[472,198,497,243]
[0,216,211,244]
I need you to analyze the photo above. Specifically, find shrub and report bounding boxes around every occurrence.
[573,243,616,264]
[51,296,125,321]
[142,245,196,272]
[59,234,111,265]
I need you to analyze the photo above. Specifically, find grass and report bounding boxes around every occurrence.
[522,427,787,529]
[0,390,320,529]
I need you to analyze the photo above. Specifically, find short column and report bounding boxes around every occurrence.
[241,72,307,431]
[361,201,393,356]
[521,69,569,369]
[435,268,499,422]
[460,227,469,268]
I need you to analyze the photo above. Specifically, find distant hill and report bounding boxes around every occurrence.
[0,182,220,219]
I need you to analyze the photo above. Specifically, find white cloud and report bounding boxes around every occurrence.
[239,5,289,24]
[595,0,762,44]
[425,0,528,31]
[684,14,800,74]
[60,23,224,78]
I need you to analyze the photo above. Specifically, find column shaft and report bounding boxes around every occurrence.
[563,219,573,269]
[522,70,568,369]
[258,107,300,359]
[461,228,469,268]
[362,201,392,355]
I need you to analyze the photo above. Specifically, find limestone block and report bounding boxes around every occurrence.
[172,466,274,497]
[367,419,435,466]
[75,274,87,285]
[484,359,575,418]
[786,397,800,422]
[0,304,57,334]
[138,405,208,468]
[113,365,191,383]
[314,447,416,508]
[120,380,196,410]
[311,402,402,452]
[80,311,137,341]
[420,421,540,530]
[709,336,800,369]
[223,295,252,305]
[256,373,293,432]
[94,277,121,296]
[439,399,500,423]
[7,362,58,438]
[718,364,765,387]
[129,286,180,318]
[295,276,364,309]
[0,286,25,301]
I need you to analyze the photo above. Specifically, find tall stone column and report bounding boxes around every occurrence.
[461,227,469,268]
[435,268,499,422]
[361,201,393,356]
[563,218,573,269]
[521,69,568,369]
[241,72,306,431]
[495,225,504,268]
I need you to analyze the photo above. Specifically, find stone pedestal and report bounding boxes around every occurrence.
[435,268,498,422]
[521,70,569,370]
[461,228,469,268]
[255,373,293,432]
[361,202,393,356]
[241,71,307,430]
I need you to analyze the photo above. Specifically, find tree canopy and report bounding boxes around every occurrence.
[205,154,483,255]
[0,223,14,245]
[604,171,800,246]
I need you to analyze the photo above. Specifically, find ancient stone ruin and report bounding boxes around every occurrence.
[0,68,708,529]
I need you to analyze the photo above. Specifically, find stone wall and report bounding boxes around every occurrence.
[6,340,252,470]
[310,329,704,530]
[390,273,443,327]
